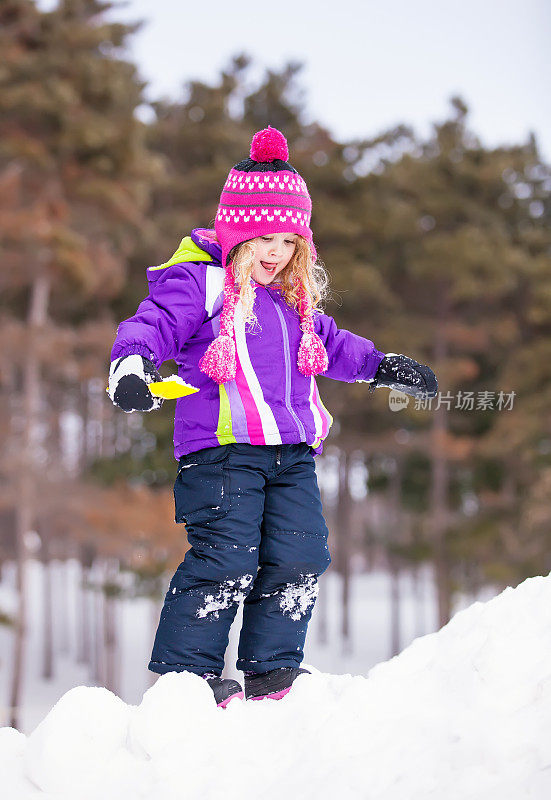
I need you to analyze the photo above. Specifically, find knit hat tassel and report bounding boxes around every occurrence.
[199,264,239,384]
[297,330,328,376]
[296,283,329,377]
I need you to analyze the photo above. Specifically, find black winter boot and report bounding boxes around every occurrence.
[244,667,311,701]
[202,673,244,707]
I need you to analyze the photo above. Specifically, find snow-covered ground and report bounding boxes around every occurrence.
[1,571,550,799]
[0,559,452,733]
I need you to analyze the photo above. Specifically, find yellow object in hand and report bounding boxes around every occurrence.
[148,379,199,399]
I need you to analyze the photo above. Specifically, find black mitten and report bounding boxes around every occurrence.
[107,354,164,413]
[369,353,437,399]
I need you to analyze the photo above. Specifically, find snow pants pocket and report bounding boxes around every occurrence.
[173,444,231,526]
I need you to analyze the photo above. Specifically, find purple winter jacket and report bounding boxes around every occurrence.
[110,228,386,459]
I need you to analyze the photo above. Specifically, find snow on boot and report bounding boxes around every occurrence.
[202,673,244,708]
[244,667,311,701]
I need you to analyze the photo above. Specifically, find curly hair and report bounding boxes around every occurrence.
[226,235,332,332]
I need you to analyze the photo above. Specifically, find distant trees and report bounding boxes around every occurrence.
[314,98,551,625]
[0,0,161,728]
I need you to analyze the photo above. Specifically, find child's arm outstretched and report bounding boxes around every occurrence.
[313,311,385,383]
[313,312,437,398]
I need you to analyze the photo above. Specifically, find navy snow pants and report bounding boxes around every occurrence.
[148,442,331,676]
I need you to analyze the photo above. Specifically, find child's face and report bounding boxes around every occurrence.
[251,232,298,285]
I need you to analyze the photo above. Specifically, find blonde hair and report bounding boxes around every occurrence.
[227,235,331,331]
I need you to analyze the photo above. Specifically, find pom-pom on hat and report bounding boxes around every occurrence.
[199,125,328,385]
[250,126,289,162]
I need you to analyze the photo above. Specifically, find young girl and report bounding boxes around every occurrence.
[108,127,437,707]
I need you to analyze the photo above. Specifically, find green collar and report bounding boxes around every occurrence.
[149,236,213,271]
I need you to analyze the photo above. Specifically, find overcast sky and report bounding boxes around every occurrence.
[40,0,550,162]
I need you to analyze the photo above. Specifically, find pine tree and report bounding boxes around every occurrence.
[0,0,158,728]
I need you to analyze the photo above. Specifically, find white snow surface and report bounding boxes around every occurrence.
[2,572,551,800]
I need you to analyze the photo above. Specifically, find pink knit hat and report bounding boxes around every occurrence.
[199,126,329,384]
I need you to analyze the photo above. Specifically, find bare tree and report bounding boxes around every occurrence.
[9,271,51,729]
[336,449,353,654]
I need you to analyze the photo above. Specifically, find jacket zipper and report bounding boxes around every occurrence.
[276,445,281,467]
[269,293,306,441]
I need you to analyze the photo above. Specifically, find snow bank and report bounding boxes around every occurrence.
[2,572,551,800]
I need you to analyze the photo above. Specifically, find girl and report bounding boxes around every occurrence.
[107,127,437,707]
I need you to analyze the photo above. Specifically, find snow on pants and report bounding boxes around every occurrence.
[148,442,331,676]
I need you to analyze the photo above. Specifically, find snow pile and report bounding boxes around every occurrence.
[2,573,551,800]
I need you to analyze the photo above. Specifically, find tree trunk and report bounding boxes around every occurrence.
[77,563,91,666]
[56,549,70,656]
[78,381,88,471]
[92,561,103,684]
[78,543,96,666]
[148,597,160,687]
[430,285,452,627]
[316,487,331,646]
[316,573,328,646]
[103,559,118,694]
[389,561,400,657]
[40,521,54,680]
[336,449,352,655]
[412,564,426,638]
[9,272,51,730]
[388,457,403,658]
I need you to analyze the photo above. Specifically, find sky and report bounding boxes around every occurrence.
[38,0,550,162]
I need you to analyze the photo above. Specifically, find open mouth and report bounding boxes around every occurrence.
[260,261,277,274]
